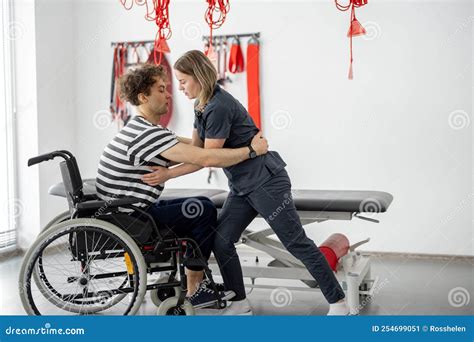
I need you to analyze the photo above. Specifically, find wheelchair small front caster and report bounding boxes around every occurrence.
[157,297,195,316]
[150,276,182,307]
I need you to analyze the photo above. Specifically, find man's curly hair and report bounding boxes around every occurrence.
[119,64,167,106]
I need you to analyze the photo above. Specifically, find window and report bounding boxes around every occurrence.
[0,0,17,252]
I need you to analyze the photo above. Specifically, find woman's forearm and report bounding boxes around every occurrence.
[177,136,192,144]
[169,163,203,179]
[169,130,204,177]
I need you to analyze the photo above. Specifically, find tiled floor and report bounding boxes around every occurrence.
[1,249,472,316]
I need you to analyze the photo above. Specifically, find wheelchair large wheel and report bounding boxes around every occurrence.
[150,275,182,307]
[19,218,147,315]
[42,210,70,232]
[31,254,128,314]
[157,296,195,316]
[34,212,129,313]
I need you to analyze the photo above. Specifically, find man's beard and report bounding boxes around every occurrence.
[152,105,167,116]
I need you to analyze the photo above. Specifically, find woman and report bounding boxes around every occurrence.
[142,50,349,316]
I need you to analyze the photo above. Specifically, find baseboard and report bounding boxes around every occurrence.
[358,250,474,261]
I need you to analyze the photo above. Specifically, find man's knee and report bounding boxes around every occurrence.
[202,199,217,217]
[189,198,217,223]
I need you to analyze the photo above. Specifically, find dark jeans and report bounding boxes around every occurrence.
[213,169,346,304]
[146,196,217,271]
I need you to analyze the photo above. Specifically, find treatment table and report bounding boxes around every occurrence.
[49,179,393,315]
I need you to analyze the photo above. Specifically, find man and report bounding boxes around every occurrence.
[95,64,268,308]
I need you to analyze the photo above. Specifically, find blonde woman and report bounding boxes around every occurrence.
[142,50,349,316]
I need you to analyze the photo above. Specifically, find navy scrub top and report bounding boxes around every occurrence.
[194,85,286,196]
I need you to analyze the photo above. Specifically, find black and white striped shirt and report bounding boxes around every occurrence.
[96,116,179,208]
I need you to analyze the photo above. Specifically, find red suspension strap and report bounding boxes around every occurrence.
[247,36,261,129]
[204,0,230,55]
[150,0,171,65]
[119,44,128,122]
[110,44,119,120]
[228,37,244,73]
[110,43,129,126]
[119,0,171,65]
[335,0,367,79]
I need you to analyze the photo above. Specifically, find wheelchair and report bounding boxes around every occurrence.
[18,150,227,315]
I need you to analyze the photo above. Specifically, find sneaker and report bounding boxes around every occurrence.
[187,281,235,309]
[201,279,226,292]
[220,298,253,316]
[327,301,350,316]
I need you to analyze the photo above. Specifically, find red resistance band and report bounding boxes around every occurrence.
[152,0,171,65]
[109,45,119,116]
[247,41,261,130]
[228,39,244,73]
[110,44,129,125]
[205,0,230,52]
[335,0,368,79]
[120,45,128,122]
[120,0,171,66]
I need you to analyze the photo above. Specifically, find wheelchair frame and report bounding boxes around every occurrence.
[19,150,225,315]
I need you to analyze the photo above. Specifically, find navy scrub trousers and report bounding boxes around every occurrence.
[195,85,346,304]
[213,168,346,304]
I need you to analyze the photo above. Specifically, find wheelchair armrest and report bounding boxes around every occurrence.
[76,197,142,210]
[82,194,99,201]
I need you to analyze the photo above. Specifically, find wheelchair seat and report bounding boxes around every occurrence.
[95,213,155,245]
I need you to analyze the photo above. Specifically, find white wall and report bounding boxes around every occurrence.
[13,0,76,248]
[35,0,76,230]
[13,0,41,249]
[21,0,472,255]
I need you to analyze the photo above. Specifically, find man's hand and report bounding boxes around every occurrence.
[251,131,269,156]
[142,166,171,186]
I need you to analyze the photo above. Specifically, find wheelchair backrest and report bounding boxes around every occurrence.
[59,156,84,214]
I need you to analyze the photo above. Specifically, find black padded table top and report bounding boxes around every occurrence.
[49,180,393,213]
[161,189,393,213]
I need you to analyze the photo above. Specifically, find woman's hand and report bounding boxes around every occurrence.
[251,131,269,156]
[142,166,172,186]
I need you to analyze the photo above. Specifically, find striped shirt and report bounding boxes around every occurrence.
[96,115,179,208]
